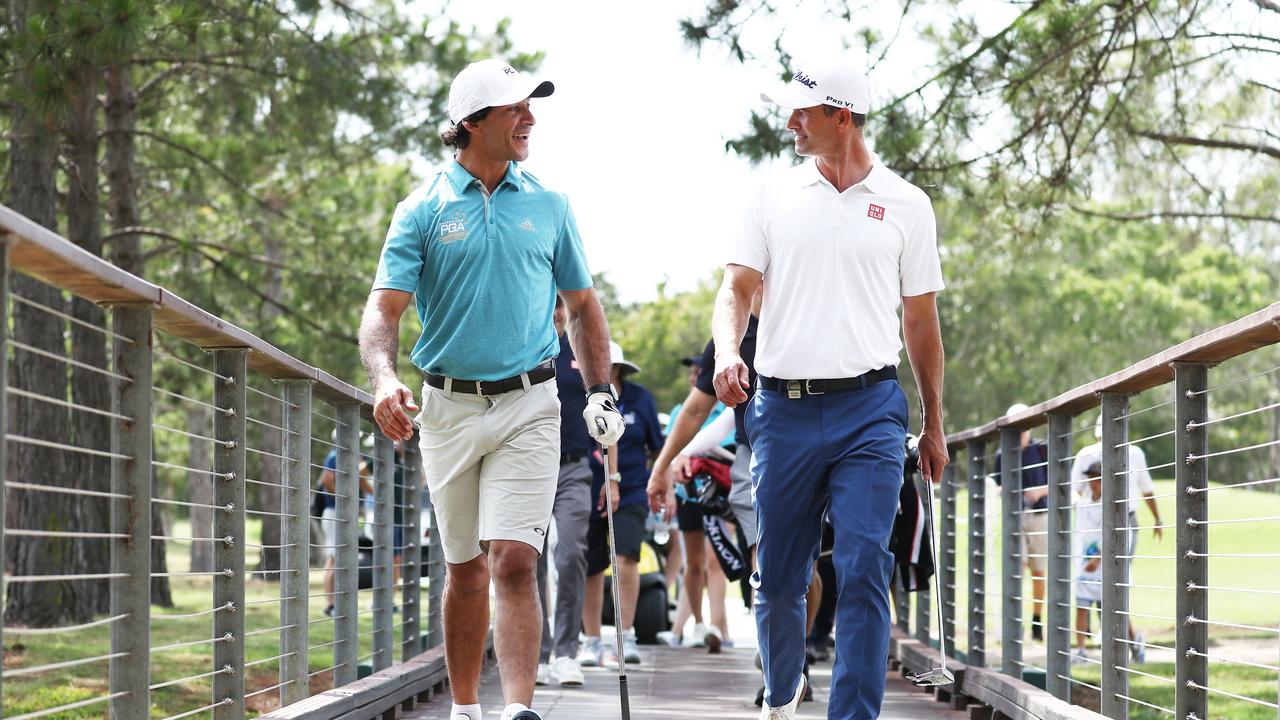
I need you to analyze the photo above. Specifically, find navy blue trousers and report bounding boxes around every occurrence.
[747,378,906,719]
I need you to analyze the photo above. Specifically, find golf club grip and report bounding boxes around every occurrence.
[619,675,631,718]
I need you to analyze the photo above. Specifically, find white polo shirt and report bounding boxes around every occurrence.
[730,157,944,379]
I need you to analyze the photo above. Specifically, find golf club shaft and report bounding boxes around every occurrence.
[601,442,632,719]
[923,476,948,669]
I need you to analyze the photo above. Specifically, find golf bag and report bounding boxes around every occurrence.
[678,456,749,581]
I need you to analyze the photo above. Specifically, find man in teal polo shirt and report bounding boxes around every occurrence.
[359,58,624,720]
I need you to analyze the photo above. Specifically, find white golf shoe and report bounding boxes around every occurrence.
[552,655,584,687]
[759,675,806,720]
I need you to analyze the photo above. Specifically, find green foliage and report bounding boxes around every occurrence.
[606,272,721,413]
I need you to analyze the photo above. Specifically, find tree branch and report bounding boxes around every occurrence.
[1070,206,1280,225]
[1251,0,1279,13]
[1131,128,1280,161]
[192,246,360,345]
[99,128,326,235]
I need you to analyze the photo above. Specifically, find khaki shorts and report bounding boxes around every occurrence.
[1021,509,1048,575]
[416,379,561,564]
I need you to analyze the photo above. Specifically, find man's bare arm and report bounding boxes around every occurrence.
[903,292,948,483]
[559,288,612,388]
[646,386,717,513]
[711,264,762,407]
[358,289,418,441]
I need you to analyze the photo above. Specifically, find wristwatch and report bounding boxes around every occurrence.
[608,472,622,483]
[588,383,618,402]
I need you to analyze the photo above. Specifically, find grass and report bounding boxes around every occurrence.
[1070,663,1279,720]
[3,518,420,719]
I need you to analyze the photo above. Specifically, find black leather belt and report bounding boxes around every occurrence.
[759,366,897,398]
[424,360,555,396]
[560,451,587,465]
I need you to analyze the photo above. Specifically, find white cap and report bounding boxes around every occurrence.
[447,58,554,124]
[609,341,641,376]
[1006,402,1029,417]
[761,56,870,114]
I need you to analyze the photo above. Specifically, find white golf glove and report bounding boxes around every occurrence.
[583,390,625,446]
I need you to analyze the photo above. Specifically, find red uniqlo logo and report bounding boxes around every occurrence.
[867,203,886,221]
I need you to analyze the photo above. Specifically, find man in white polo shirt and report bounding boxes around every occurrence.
[711,56,948,720]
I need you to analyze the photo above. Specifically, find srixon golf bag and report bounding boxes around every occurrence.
[888,435,935,592]
[678,456,749,581]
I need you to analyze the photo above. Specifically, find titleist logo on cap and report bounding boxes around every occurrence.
[793,70,818,88]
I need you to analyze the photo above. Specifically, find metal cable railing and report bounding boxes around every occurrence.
[0,207,442,719]
[901,308,1280,720]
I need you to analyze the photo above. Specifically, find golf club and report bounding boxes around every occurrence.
[598,431,632,719]
[906,474,956,688]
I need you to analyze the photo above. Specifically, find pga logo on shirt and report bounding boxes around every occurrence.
[439,212,468,243]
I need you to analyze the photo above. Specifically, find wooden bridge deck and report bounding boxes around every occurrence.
[402,643,969,719]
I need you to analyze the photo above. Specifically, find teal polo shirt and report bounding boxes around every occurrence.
[373,161,593,381]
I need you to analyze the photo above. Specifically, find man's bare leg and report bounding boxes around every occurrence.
[705,548,729,640]
[618,556,640,629]
[490,540,542,707]
[806,562,823,634]
[583,572,605,637]
[443,555,491,704]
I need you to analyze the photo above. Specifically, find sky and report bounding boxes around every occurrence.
[429,0,977,304]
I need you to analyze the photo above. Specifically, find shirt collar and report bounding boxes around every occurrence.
[799,155,892,194]
[444,160,526,194]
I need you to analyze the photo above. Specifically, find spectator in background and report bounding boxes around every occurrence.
[580,343,664,667]
[1072,460,1145,664]
[651,351,735,650]
[992,402,1050,641]
[317,442,374,618]
[534,296,593,689]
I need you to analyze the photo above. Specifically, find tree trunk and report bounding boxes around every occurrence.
[106,62,142,274]
[4,0,94,627]
[64,57,113,615]
[187,404,214,573]
[254,231,285,577]
[105,60,171,600]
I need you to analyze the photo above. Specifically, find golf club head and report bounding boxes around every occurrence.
[907,667,955,687]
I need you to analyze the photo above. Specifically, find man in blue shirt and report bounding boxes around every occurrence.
[581,342,665,667]
[359,59,624,720]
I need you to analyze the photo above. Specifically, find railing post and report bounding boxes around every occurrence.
[1099,392,1130,720]
[373,428,395,671]
[425,486,445,650]
[109,304,153,720]
[1000,427,1022,677]
[1174,364,1208,720]
[213,349,248,720]
[939,460,957,659]
[280,380,313,705]
[334,402,362,685]
[402,435,422,661]
[1045,412,1073,701]
[966,439,986,668]
[914,471,931,643]
[0,243,9,710]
